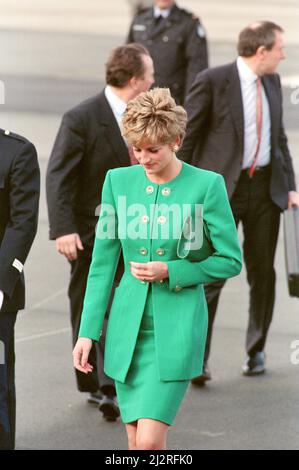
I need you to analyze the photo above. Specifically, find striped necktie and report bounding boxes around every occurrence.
[248,77,263,177]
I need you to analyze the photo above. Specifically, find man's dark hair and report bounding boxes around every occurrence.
[237,21,284,57]
[106,43,150,88]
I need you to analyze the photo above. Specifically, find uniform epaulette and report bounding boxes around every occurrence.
[0,128,28,144]
[135,6,152,17]
[137,6,150,14]
[180,7,200,22]
[180,7,193,17]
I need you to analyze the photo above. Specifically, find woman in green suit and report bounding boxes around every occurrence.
[73,88,242,450]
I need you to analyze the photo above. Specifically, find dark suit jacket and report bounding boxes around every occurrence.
[179,61,296,210]
[0,129,40,313]
[46,91,131,275]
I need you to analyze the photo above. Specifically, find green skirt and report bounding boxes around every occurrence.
[115,288,189,426]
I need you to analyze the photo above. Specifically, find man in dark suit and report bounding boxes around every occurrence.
[0,129,40,450]
[127,0,208,105]
[46,44,154,420]
[179,21,299,382]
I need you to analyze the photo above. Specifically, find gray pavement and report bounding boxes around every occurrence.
[0,0,299,450]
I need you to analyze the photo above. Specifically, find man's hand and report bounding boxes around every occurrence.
[73,338,93,374]
[288,191,299,209]
[130,261,169,282]
[55,233,84,261]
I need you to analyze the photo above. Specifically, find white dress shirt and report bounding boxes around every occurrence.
[153,6,171,18]
[104,85,127,131]
[0,290,3,311]
[236,56,271,169]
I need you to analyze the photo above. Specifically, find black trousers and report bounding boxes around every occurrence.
[68,253,117,395]
[0,310,17,450]
[204,166,281,361]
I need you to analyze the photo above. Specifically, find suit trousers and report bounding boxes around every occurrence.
[0,310,17,450]
[204,166,281,361]
[68,253,117,395]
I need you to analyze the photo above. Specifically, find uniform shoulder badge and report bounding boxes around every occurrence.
[196,23,206,38]
[182,8,205,38]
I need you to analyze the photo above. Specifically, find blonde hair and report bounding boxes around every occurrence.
[122,88,187,147]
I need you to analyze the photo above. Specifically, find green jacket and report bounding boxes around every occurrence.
[79,161,242,382]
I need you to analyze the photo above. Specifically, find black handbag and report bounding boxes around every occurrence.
[283,206,299,297]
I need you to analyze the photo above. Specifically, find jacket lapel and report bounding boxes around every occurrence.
[262,75,279,153]
[226,62,244,154]
[95,92,130,167]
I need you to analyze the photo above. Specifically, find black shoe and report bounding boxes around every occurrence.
[87,390,103,405]
[242,351,266,376]
[191,363,211,386]
[99,395,120,421]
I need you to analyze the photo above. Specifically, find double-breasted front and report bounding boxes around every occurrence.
[79,162,242,382]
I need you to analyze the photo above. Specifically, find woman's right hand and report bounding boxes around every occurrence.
[73,338,93,374]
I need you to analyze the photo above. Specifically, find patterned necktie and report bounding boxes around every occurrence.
[248,77,263,177]
[128,144,139,165]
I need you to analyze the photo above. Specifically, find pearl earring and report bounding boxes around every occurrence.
[173,145,179,153]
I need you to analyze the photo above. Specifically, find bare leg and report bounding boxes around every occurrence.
[125,421,138,450]
[136,418,169,450]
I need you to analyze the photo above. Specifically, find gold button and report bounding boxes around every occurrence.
[146,185,154,194]
[141,215,149,223]
[4,130,10,135]
[161,188,171,196]
[159,279,164,284]
[174,285,182,292]
[157,215,166,224]
[141,280,147,284]
[140,247,148,255]
[156,248,165,256]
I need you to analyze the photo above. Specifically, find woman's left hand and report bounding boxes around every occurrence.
[130,261,169,282]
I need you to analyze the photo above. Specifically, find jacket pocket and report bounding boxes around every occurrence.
[177,208,205,259]
[177,216,193,259]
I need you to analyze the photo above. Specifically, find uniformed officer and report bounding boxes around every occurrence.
[0,129,40,450]
[127,0,208,104]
